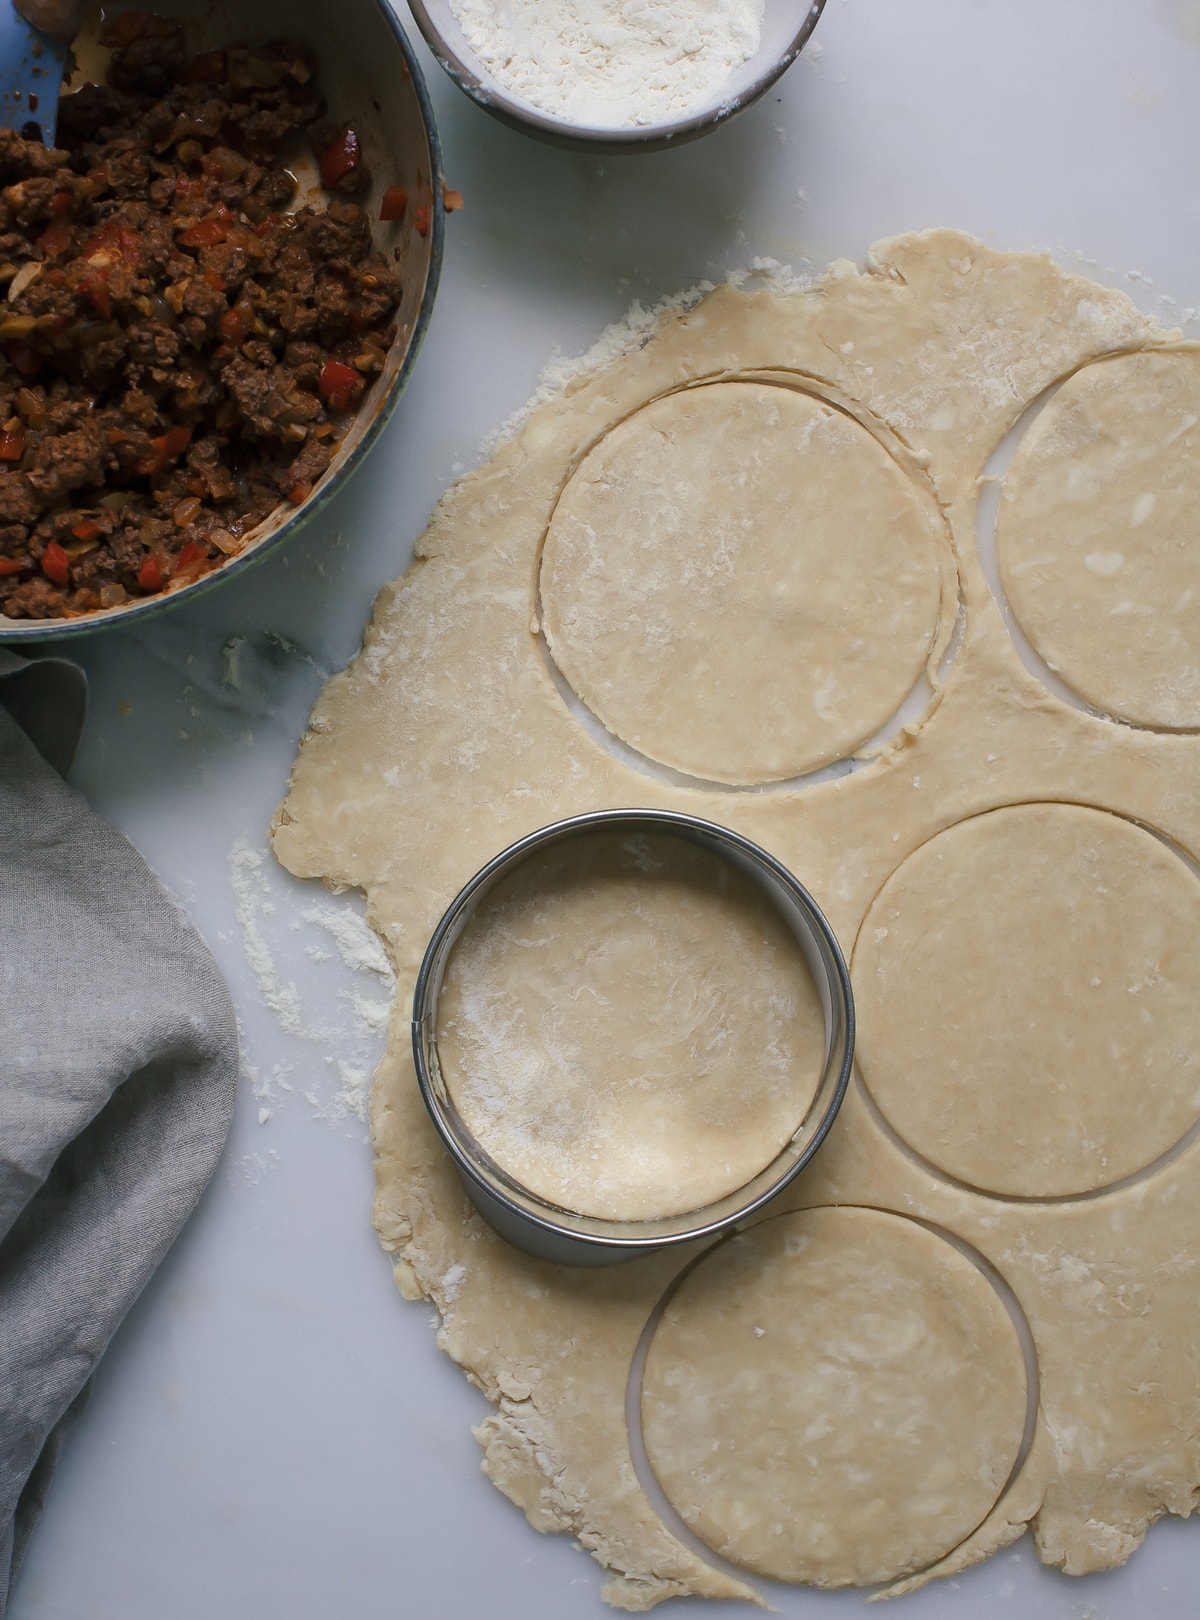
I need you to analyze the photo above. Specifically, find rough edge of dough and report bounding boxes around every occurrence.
[479,258,814,460]
[473,1410,769,1613]
[372,1105,760,1612]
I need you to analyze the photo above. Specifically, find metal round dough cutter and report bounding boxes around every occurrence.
[412,809,855,1266]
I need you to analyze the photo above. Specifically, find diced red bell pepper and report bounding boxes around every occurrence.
[41,540,69,586]
[50,190,74,215]
[71,518,102,544]
[136,425,193,478]
[219,303,250,346]
[77,273,112,319]
[175,175,208,202]
[159,426,193,459]
[177,219,226,249]
[0,556,26,575]
[137,554,165,592]
[318,358,364,413]
[5,340,40,379]
[177,206,234,249]
[175,541,207,578]
[39,218,73,259]
[379,186,407,223]
[0,429,25,462]
[81,218,141,267]
[319,128,361,189]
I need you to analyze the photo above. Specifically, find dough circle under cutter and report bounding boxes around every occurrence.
[412,808,855,1266]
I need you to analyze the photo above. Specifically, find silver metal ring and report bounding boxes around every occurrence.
[412,809,855,1266]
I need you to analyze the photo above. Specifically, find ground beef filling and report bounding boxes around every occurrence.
[0,15,402,620]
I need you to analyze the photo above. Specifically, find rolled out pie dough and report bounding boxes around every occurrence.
[436,826,826,1221]
[539,381,945,784]
[998,349,1200,729]
[272,229,1200,1609]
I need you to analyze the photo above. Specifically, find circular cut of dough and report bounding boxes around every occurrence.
[640,1206,1027,1587]
[539,381,945,785]
[435,827,826,1222]
[854,803,1200,1199]
[997,350,1200,729]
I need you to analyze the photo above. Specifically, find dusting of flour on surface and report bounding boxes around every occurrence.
[448,0,763,128]
[481,261,810,457]
[226,836,395,1130]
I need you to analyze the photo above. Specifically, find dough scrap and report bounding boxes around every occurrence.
[437,826,826,1221]
[998,349,1200,729]
[272,230,1200,1607]
[853,802,1200,1198]
[640,1207,1028,1587]
[539,381,945,784]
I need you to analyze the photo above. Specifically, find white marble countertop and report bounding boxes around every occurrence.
[11,1,1200,1615]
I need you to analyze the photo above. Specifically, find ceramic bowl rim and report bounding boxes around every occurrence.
[405,0,825,154]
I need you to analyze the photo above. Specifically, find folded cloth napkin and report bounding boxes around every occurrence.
[0,648,239,1616]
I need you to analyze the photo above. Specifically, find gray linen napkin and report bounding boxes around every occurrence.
[0,648,239,1615]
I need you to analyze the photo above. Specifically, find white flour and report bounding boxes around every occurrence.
[449,0,764,128]
[227,837,395,1130]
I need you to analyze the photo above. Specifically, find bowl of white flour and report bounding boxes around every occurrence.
[406,0,825,150]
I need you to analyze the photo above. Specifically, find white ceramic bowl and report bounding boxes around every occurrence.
[407,0,825,153]
[1,0,443,641]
